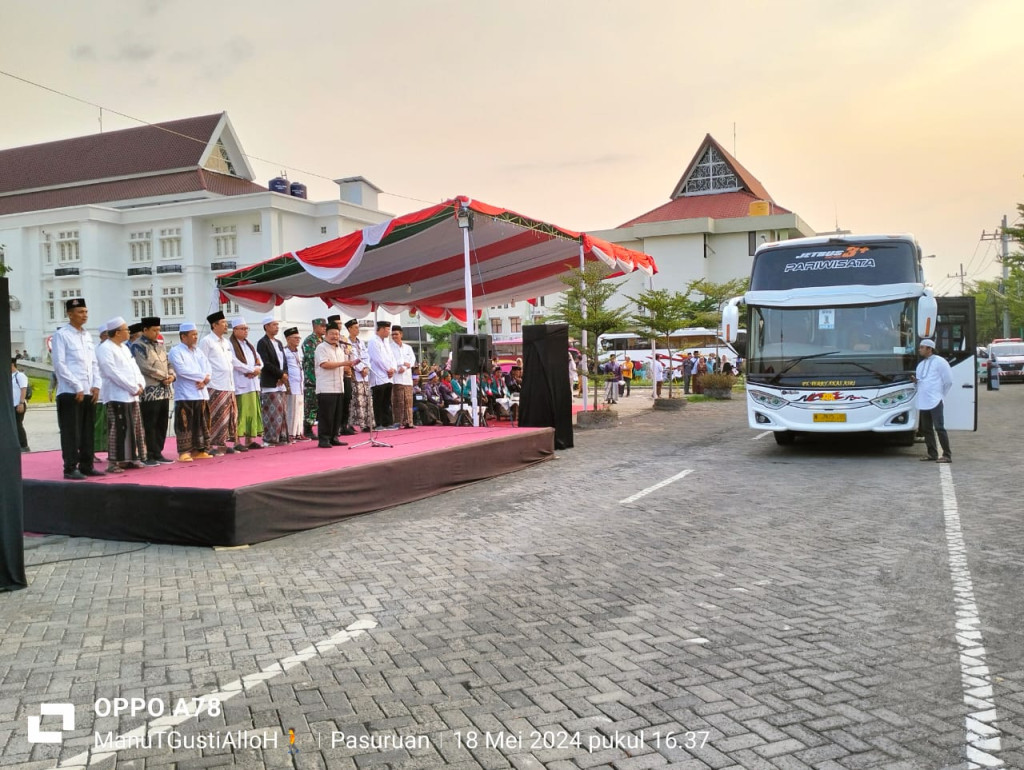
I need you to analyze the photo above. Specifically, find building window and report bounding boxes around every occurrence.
[490,318,502,335]
[162,286,184,317]
[132,288,154,319]
[57,230,80,262]
[510,316,522,334]
[538,296,546,307]
[129,231,153,262]
[46,290,55,322]
[220,300,241,316]
[159,227,182,259]
[683,145,739,196]
[213,225,237,258]
[41,235,53,264]
[204,139,237,176]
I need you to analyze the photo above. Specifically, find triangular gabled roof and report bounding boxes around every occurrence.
[0,112,256,198]
[669,134,772,201]
[619,133,791,227]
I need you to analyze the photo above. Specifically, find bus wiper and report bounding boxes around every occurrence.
[769,351,841,384]
[841,361,894,383]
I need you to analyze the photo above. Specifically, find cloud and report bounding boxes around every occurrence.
[113,44,157,62]
[70,45,96,61]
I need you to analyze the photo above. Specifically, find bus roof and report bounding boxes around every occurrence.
[755,233,918,256]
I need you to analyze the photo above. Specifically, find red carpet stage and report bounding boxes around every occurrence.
[22,425,554,547]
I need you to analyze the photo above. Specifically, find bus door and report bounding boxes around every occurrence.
[934,297,977,431]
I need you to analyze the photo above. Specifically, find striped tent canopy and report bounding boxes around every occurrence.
[216,196,657,323]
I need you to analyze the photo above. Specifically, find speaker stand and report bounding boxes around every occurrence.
[348,425,392,449]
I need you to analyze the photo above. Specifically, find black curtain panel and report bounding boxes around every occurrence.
[0,278,27,590]
[519,323,573,449]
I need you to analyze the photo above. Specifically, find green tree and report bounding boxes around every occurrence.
[683,277,750,329]
[627,288,689,398]
[548,262,629,410]
[422,320,465,361]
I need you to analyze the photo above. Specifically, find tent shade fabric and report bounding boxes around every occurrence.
[217,196,656,321]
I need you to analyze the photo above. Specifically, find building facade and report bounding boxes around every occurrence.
[0,113,389,357]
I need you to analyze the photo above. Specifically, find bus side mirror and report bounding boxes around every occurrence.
[917,294,937,339]
[722,303,740,343]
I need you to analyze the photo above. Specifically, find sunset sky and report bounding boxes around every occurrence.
[2,0,1022,296]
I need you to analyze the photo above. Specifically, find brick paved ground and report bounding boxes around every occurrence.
[3,385,1022,769]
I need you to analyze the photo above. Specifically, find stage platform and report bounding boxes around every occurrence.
[22,425,554,547]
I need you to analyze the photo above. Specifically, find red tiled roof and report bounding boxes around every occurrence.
[0,113,225,195]
[620,191,791,228]
[0,169,267,216]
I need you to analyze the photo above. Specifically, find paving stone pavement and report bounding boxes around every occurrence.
[3,386,1023,769]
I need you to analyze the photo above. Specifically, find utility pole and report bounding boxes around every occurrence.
[981,216,1012,337]
[946,263,967,296]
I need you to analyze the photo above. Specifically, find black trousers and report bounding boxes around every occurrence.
[56,393,95,472]
[317,392,343,444]
[920,402,952,459]
[15,405,28,449]
[371,383,393,427]
[140,399,171,460]
[339,377,353,433]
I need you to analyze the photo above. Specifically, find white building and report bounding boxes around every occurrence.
[0,112,389,356]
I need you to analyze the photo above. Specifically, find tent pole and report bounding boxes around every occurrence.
[462,221,479,427]
[579,244,588,412]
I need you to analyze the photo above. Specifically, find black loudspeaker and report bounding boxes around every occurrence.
[451,333,493,374]
[518,323,573,449]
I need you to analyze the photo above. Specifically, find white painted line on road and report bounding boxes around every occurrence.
[939,465,1003,768]
[54,617,378,769]
[752,431,772,440]
[619,468,693,504]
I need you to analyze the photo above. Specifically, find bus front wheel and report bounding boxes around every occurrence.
[773,431,796,446]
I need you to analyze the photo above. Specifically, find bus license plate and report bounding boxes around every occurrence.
[813,413,846,423]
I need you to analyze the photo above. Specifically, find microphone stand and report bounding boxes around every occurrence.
[348,377,392,449]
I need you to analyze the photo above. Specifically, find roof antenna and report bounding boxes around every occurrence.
[98,107,103,133]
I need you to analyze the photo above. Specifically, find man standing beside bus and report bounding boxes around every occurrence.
[913,339,952,463]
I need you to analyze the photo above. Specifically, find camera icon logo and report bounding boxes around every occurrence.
[27,703,75,744]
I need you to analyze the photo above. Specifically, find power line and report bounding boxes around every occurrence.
[0,67,435,208]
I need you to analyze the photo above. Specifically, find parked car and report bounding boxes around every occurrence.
[988,338,1024,383]
[977,346,990,382]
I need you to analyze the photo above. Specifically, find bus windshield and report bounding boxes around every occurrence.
[746,300,917,385]
[751,240,920,291]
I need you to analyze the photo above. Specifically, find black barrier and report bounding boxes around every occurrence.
[0,277,27,590]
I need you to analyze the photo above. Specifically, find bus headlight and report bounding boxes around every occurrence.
[749,389,787,410]
[870,388,915,410]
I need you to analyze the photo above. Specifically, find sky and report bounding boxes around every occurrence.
[2,0,1022,297]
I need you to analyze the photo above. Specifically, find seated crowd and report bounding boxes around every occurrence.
[49,296,525,480]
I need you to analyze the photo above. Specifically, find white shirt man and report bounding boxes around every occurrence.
[167,323,213,462]
[96,317,150,470]
[314,326,348,447]
[367,320,397,427]
[914,338,953,463]
[52,297,104,479]
[389,325,417,428]
[199,310,240,454]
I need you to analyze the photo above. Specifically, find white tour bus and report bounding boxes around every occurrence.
[721,233,977,445]
[597,329,738,369]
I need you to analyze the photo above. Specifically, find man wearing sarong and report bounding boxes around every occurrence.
[199,310,239,455]
[301,317,327,439]
[96,317,153,472]
[389,325,416,429]
[230,319,263,450]
[345,319,373,432]
[167,322,213,462]
[257,315,289,446]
